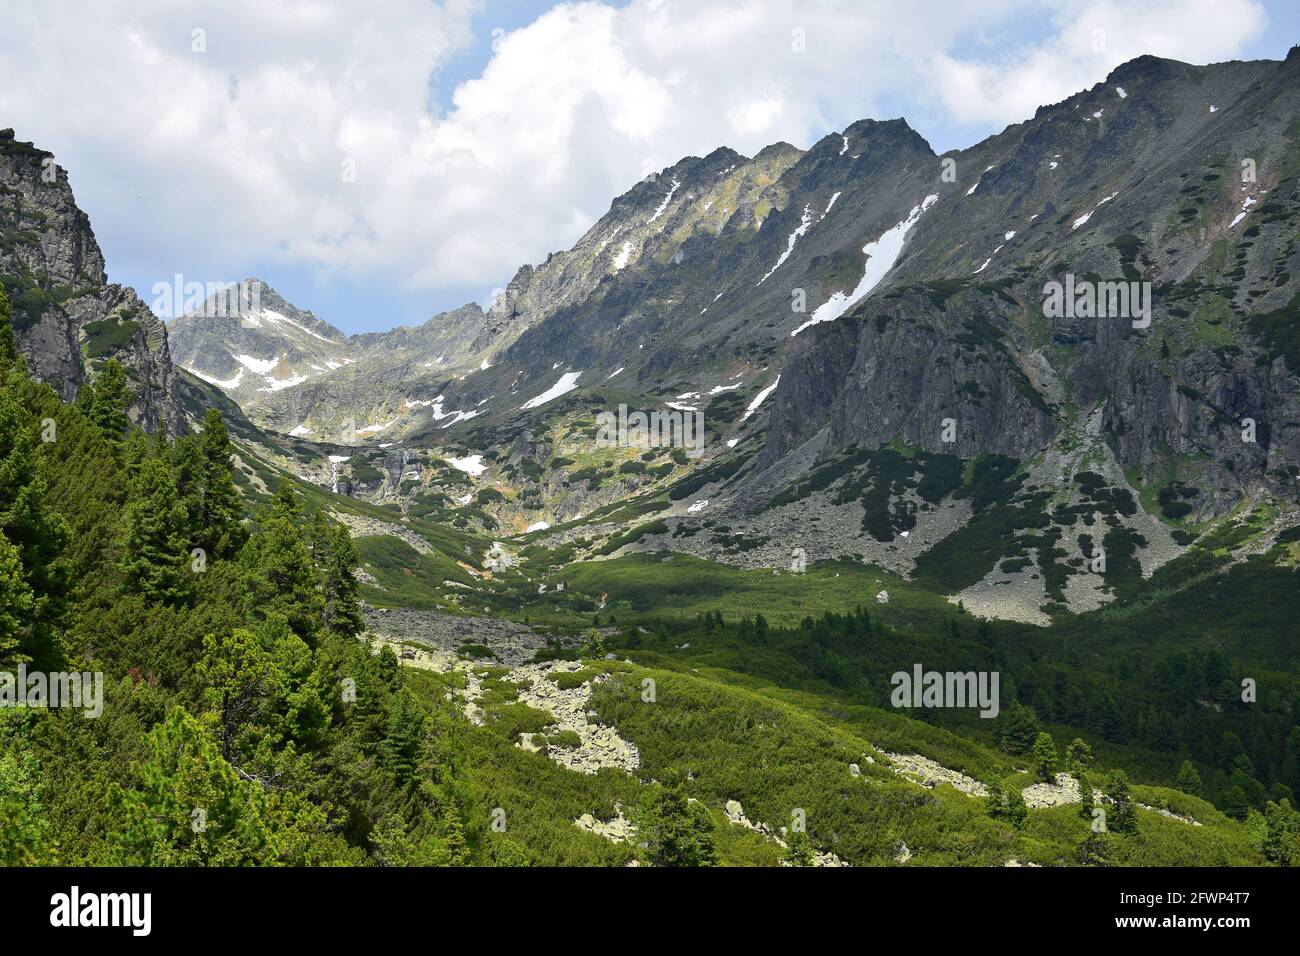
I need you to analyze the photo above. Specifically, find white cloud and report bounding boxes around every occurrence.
[924,0,1267,126]
[0,0,1270,312]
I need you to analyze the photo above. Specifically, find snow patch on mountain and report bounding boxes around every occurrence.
[447,454,487,476]
[758,203,814,285]
[612,241,633,270]
[236,354,280,374]
[646,177,681,225]
[792,194,939,337]
[187,366,244,389]
[521,371,582,410]
[742,375,781,420]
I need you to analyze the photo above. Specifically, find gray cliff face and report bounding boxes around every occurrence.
[0,129,180,433]
[755,52,1300,515]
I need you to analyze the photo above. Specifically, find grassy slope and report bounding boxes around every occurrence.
[419,658,1262,866]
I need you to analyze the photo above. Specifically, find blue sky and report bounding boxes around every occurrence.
[0,0,1294,336]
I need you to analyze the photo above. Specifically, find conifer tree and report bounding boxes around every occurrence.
[1079,772,1096,821]
[441,803,470,866]
[322,524,364,638]
[0,287,24,377]
[108,707,271,865]
[635,779,717,866]
[1004,786,1029,829]
[1262,798,1300,866]
[197,409,246,557]
[307,509,331,569]
[0,531,36,665]
[1106,770,1139,835]
[1175,759,1203,797]
[987,779,1028,829]
[1032,732,1058,782]
[380,686,428,788]
[119,454,191,605]
[986,779,1006,821]
[241,482,321,641]
[996,702,1040,755]
[88,358,131,455]
[1282,728,1300,799]
[0,386,69,663]
[197,627,277,765]
[1066,738,1093,776]
[120,428,152,486]
[169,434,205,535]
[1078,830,1111,866]
[783,826,814,866]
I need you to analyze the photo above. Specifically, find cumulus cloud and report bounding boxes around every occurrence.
[924,0,1269,125]
[0,0,1271,315]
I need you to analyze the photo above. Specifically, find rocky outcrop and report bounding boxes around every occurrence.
[882,752,989,797]
[333,511,435,556]
[1,129,181,433]
[363,607,551,667]
[722,798,849,867]
[512,662,640,775]
[574,807,635,844]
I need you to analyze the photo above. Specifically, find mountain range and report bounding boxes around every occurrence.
[4,47,1300,869]
[41,48,1285,623]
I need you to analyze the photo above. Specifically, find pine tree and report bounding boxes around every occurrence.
[108,707,271,865]
[1262,798,1300,866]
[240,482,321,641]
[0,386,69,663]
[307,509,331,569]
[0,287,24,377]
[322,524,364,638]
[634,780,717,866]
[197,627,277,766]
[986,779,1028,829]
[1004,786,1028,829]
[119,455,191,605]
[580,627,606,658]
[1280,728,1300,798]
[169,433,205,536]
[441,803,470,866]
[380,687,428,788]
[1078,771,1096,821]
[0,531,36,665]
[996,702,1040,755]
[1078,830,1112,866]
[1175,759,1203,797]
[783,826,814,866]
[1106,770,1139,835]
[88,358,131,455]
[986,779,1006,820]
[1066,737,1093,776]
[120,428,152,486]
[1032,732,1058,782]
[197,409,246,558]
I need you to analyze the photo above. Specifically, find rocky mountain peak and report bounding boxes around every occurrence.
[1,128,179,432]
